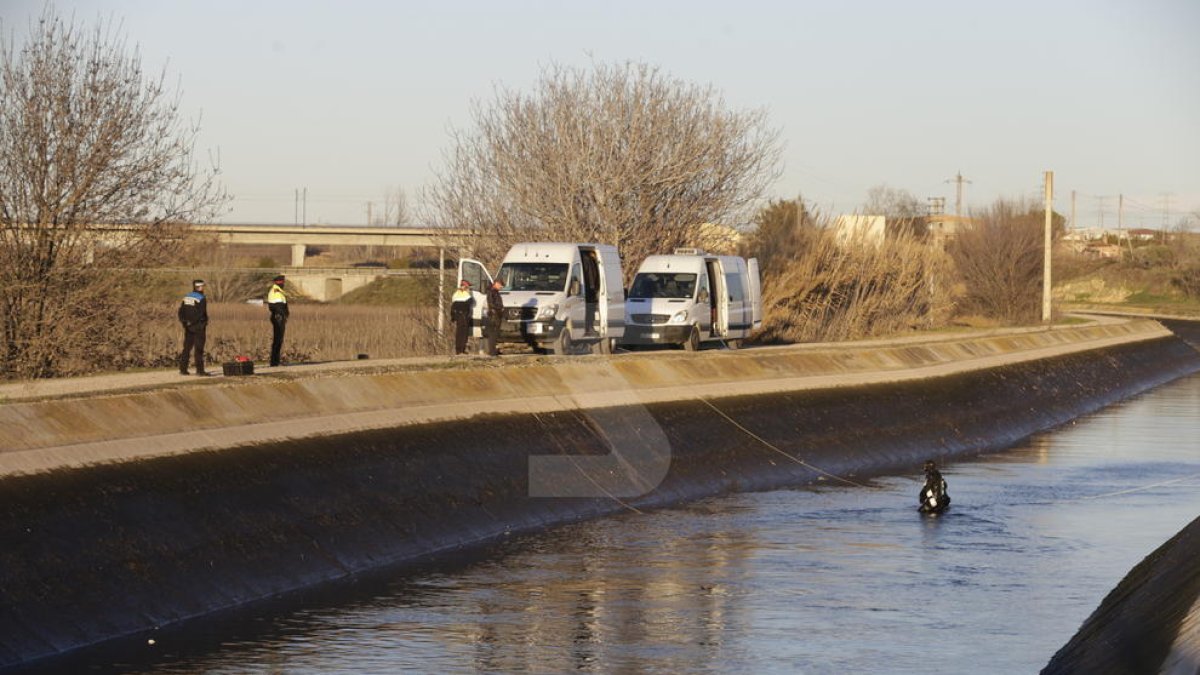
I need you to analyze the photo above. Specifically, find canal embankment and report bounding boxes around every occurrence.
[1043,514,1200,675]
[1,318,1198,670]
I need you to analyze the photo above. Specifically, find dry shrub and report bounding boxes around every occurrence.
[949,199,1046,324]
[755,226,952,343]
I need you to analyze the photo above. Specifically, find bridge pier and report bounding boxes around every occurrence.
[291,243,306,267]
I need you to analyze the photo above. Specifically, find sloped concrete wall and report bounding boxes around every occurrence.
[1,321,1198,669]
[0,320,1172,477]
[1043,515,1200,674]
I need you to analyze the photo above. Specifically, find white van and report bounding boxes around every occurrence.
[458,242,625,355]
[621,248,761,351]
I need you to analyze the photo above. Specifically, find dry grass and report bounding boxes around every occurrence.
[754,227,953,343]
[136,303,445,369]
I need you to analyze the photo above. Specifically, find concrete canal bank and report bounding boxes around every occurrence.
[1044,514,1200,675]
[1,318,1198,669]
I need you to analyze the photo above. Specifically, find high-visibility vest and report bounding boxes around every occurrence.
[267,283,287,304]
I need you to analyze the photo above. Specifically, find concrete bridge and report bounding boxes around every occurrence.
[281,267,437,302]
[73,222,470,267]
[156,266,439,302]
[194,223,470,267]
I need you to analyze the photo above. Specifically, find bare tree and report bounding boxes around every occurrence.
[426,61,781,276]
[0,7,225,378]
[381,186,411,227]
[861,184,926,238]
[948,198,1048,324]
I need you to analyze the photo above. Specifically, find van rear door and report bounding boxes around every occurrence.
[747,257,762,329]
[593,246,624,339]
[457,259,493,338]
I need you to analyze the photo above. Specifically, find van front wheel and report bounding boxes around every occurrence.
[683,326,700,352]
[552,327,572,355]
[594,336,615,355]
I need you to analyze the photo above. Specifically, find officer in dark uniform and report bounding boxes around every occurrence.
[483,279,504,357]
[178,279,209,375]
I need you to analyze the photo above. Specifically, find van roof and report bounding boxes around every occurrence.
[635,254,705,273]
[635,252,748,273]
[504,242,617,262]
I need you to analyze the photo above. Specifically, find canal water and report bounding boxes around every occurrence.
[93,373,1199,674]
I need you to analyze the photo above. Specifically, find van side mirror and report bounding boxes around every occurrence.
[698,289,710,302]
[569,279,581,297]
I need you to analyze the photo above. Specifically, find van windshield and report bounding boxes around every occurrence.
[497,262,570,292]
[629,272,697,299]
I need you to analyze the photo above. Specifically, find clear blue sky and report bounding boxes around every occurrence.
[3,0,1198,228]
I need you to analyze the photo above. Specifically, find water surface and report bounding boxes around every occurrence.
[99,374,1200,674]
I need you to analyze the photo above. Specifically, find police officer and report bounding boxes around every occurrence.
[267,274,289,367]
[482,279,504,357]
[449,279,474,355]
[178,279,209,375]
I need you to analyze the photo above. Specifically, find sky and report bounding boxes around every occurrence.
[2,0,1198,229]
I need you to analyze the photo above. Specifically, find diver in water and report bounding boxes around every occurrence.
[919,460,950,514]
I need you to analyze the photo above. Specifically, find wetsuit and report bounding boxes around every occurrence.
[919,467,950,513]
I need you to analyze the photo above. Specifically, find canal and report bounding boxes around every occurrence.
[82,373,1200,674]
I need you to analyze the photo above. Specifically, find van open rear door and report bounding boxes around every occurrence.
[457,259,493,338]
[747,258,762,329]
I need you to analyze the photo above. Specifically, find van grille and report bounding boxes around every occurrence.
[504,307,537,320]
[631,313,670,325]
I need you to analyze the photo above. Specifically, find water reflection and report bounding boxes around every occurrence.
[91,374,1200,674]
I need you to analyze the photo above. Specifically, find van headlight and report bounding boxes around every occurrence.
[668,310,689,325]
[536,304,558,320]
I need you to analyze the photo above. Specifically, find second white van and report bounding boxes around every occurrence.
[621,248,761,351]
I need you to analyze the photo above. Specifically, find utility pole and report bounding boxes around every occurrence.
[1096,196,1106,230]
[1119,193,1134,257]
[945,171,972,217]
[1070,190,1076,232]
[437,248,445,337]
[302,187,307,227]
[366,202,373,226]
[1042,171,1054,323]
[1160,192,1173,230]
[294,189,299,226]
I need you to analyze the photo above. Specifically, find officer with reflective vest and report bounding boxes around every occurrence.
[267,274,289,367]
[178,279,209,375]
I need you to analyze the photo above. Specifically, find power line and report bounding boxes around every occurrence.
[944,171,972,217]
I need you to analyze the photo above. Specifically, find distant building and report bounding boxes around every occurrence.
[833,214,886,245]
[1127,228,1159,242]
[1082,244,1121,259]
